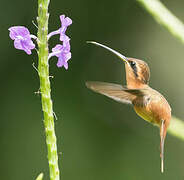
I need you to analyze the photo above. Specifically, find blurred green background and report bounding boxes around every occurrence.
[1,0,184,179]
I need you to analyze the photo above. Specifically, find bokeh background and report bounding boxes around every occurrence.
[1,0,184,179]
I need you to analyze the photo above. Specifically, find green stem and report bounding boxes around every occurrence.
[37,0,60,180]
[137,0,184,141]
[168,116,184,140]
[137,0,184,44]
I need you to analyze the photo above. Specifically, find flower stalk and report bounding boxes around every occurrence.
[37,0,60,179]
[9,3,72,179]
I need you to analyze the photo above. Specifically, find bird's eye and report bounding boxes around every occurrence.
[129,61,136,67]
[129,61,138,77]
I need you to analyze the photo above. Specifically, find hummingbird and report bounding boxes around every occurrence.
[86,41,171,173]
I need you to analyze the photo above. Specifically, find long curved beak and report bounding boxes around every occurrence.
[87,41,128,63]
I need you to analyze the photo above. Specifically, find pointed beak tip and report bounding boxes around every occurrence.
[86,41,128,63]
[86,41,96,44]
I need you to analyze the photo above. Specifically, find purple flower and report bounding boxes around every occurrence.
[9,26,35,55]
[47,14,72,41]
[49,40,71,69]
[47,14,72,69]
[59,15,72,41]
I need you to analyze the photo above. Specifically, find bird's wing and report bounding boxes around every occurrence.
[86,81,145,104]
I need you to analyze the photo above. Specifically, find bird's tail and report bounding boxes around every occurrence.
[160,119,167,173]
